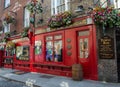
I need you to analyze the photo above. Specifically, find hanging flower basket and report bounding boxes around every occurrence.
[48,11,73,28]
[21,27,29,38]
[26,1,43,14]
[93,6,120,28]
[1,13,16,26]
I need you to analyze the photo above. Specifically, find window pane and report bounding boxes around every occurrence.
[79,38,89,58]
[24,8,30,27]
[67,2,70,10]
[16,46,29,61]
[54,35,62,39]
[5,0,10,8]
[78,30,89,36]
[35,41,42,55]
[46,41,53,61]
[46,36,53,40]
[100,0,107,7]
[79,39,84,58]
[4,24,10,33]
[54,40,62,62]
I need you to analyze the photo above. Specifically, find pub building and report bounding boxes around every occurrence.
[0,0,120,83]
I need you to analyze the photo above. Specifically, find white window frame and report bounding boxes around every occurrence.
[4,24,10,33]
[4,0,10,8]
[24,7,30,28]
[51,0,70,15]
[100,0,107,8]
[113,0,120,9]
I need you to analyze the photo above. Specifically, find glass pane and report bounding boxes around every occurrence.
[5,0,10,8]
[16,46,29,61]
[35,41,42,55]
[54,40,62,62]
[100,0,107,8]
[67,2,70,10]
[16,46,23,59]
[46,36,53,41]
[54,35,62,40]
[46,41,53,61]
[79,38,89,58]
[79,39,84,58]
[78,30,89,36]
[57,0,60,6]
[84,38,89,58]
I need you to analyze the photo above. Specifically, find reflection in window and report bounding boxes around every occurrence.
[46,41,53,61]
[45,35,63,62]
[54,40,62,62]
[16,46,29,61]
[79,38,89,58]
[35,41,42,55]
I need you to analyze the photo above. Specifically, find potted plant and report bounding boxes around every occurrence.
[2,13,16,26]
[48,11,73,28]
[21,27,30,38]
[26,1,43,14]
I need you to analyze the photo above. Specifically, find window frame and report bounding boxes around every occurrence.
[4,0,10,8]
[4,24,10,33]
[23,7,30,28]
[51,0,70,15]
[45,33,64,63]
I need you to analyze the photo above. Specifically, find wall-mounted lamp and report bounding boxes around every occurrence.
[75,5,84,13]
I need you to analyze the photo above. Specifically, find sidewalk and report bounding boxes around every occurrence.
[0,68,120,87]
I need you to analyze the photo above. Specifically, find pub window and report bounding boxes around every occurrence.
[16,46,29,61]
[35,40,42,55]
[45,34,63,62]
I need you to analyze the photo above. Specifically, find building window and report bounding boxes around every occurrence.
[113,0,120,9]
[94,0,107,7]
[4,0,10,8]
[24,7,30,28]
[100,0,107,7]
[51,0,70,15]
[16,46,29,61]
[4,24,10,33]
[45,34,63,62]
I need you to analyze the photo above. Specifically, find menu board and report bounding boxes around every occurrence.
[99,36,114,59]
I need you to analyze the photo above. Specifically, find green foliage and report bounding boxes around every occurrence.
[48,11,73,28]
[26,1,43,14]
[21,27,29,38]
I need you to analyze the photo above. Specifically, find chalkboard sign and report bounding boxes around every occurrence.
[99,36,114,59]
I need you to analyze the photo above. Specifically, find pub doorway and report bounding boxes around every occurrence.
[76,27,97,80]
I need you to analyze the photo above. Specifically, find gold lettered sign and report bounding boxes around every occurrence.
[99,35,114,59]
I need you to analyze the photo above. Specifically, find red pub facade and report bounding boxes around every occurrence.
[0,0,119,82]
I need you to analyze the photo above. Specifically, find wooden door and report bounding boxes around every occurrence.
[77,30,92,79]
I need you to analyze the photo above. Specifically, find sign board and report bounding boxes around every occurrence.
[99,35,114,59]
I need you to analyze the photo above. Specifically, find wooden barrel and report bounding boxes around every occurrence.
[72,64,83,81]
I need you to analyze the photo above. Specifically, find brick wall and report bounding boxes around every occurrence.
[0,0,94,35]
